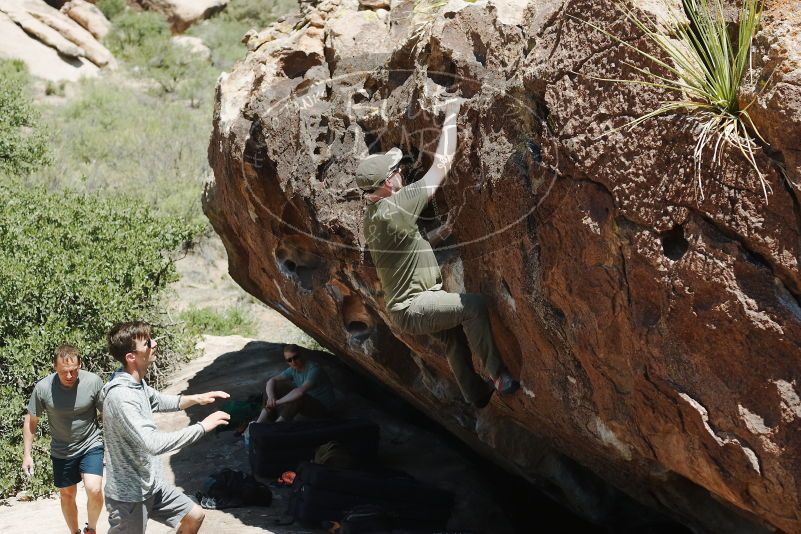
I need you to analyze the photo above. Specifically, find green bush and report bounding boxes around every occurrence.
[188,18,253,69]
[223,0,297,30]
[0,181,196,498]
[96,0,126,21]
[27,78,212,227]
[105,10,171,64]
[579,0,768,198]
[0,60,50,175]
[179,306,258,338]
[105,10,218,100]
[148,44,218,102]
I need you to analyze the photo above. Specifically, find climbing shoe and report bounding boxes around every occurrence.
[493,371,520,396]
[83,525,96,534]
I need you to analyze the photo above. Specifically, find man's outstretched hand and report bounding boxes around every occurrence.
[194,391,229,405]
[200,411,230,433]
[180,391,230,409]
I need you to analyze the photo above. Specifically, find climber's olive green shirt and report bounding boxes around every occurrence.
[364,179,442,311]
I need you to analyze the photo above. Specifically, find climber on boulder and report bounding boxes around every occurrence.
[358,98,519,409]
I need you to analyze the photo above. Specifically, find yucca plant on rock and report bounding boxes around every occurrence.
[410,0,449,54]
[579,0,770,199]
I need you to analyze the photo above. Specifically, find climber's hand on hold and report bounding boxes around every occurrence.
[432,95,465,117]
[440,210,456,240]
[426,211,456,246]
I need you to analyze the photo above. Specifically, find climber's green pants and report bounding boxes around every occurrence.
[389,290,503,404]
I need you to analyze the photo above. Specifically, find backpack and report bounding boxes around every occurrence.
[197,468,272,509]
[313,441,353,469]
[282,462,453,529]
[218,399,262,433]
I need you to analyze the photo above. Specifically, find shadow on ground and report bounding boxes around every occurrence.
[162,337,681,533]
[163,338,527,532]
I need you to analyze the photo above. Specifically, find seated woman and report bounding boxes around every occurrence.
[256,344,335,422]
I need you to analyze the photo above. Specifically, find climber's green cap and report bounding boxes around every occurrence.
[355,147,403,191]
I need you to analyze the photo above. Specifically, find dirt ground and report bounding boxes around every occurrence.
[0,334,514,533]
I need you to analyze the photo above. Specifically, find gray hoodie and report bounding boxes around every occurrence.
[100,369,205,502]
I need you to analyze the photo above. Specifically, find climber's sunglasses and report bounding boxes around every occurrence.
[385,162,402,182]
[285,354,300,363]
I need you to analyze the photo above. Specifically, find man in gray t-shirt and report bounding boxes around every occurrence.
[23,345,104,534]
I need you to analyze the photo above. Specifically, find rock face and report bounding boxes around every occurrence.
[128,0,228,33]
[60,0,111,39]
[0,0,114,81]
[204,0,801,531]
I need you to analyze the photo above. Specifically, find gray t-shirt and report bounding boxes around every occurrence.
[27,370,104,459]
[278,361,336,407]
[364,179,443,312]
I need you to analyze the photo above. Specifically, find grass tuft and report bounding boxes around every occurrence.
[576,0,771,200]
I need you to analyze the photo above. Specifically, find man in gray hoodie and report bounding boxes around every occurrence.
[100,321,230,534]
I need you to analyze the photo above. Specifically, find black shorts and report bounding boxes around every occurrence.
[51,446,104,488]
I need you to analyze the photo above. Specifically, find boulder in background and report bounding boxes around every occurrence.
[128,0,228,33]
[171,35,211,62]
[0,0,114,81]
[60,0,111,39]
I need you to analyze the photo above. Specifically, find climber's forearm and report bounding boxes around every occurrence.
[426,224,449,246]
[421,103,459,198]
[426,227,442,246]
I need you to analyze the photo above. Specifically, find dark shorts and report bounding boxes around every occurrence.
[106,483,196,533]
[268,382,332,420]
[298,393,331,418]
[51,446,104,488]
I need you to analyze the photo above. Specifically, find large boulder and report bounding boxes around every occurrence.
[0,0,114,81]
[170,35,211,62]
[204,0,801,531]
[60,0,111,40]
[128,0,228,33]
